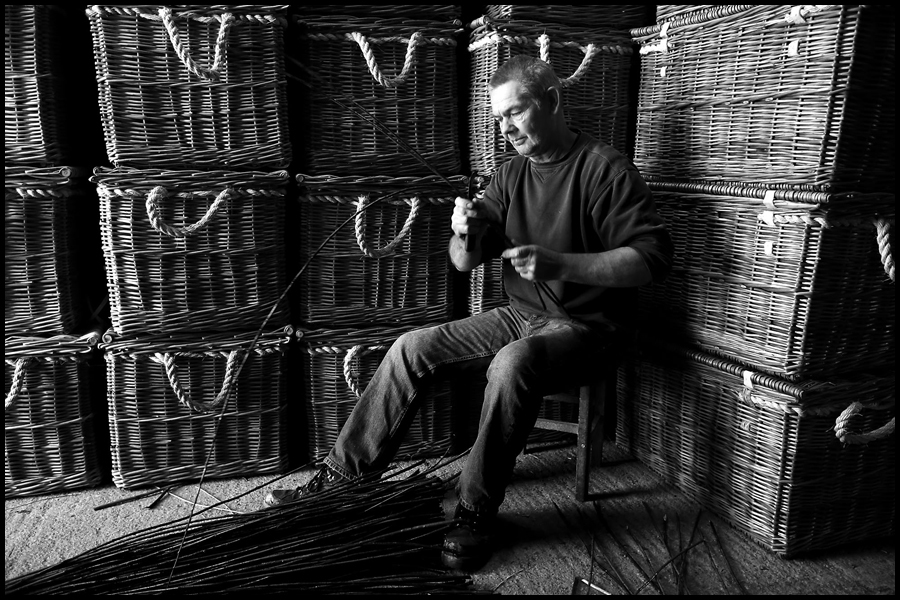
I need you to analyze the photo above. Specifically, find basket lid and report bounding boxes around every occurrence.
[100,326,293,356]
[5,330,102,358]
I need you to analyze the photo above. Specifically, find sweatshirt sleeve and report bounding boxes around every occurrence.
[593,167,674,284]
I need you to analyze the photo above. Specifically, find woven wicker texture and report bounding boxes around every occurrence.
[291,5,461,22]
[298,324,454,463]
[295,173,461,328]
[5,331,103,498]
[5,166,89,336]
[468,19,635,175]
[4,5,70,166]
[292,16,462,176]
[616,338,896,557]
[631,5,895,193]
[639,181,895,381]
[101,327,291,490]
[485,5,651,29]
[86,5,291,169]
[92,167,290,337]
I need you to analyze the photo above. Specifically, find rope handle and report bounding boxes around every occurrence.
[146,186,234,238]
[834,401,895,444]
[538,33,598,88]
[153,350,246,413]
[343,344,388,398]
[350,31,422,88]
[876,218,895,282]
[158,7,234,81]
[5,357,34,410]
[355,194,421,257]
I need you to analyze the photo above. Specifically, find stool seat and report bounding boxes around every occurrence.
[533,378,608,502]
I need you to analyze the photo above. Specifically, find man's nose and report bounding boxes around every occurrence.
[499,117,515,135]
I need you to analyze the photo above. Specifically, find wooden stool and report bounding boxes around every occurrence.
[533,378,608,502]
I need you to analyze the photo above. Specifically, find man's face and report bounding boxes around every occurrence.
[490,80,553,161]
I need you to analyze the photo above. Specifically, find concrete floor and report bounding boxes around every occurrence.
[5,441,894,595]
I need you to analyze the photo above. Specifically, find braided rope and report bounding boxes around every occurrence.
[834,401,895,444]
[354,194,421,257]
[145,186,233,238]
[154,350,246,413]
[350,30,422,88]
[343,345,388,398]
[5,357,33,410]
[158,6,234,81]
[538,34,598,88]
[468,32,632,56]
[875,218,895,282]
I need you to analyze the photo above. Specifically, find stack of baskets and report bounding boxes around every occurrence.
[85,5,294,488]
[288,6,465,461]
[617,4,895,556]
[5,6,105,498]
[461,5,653,450]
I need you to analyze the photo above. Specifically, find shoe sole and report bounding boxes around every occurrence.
[440,549,490,573]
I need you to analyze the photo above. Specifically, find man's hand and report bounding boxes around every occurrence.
[501,244,561,282]
[451,196,489,243]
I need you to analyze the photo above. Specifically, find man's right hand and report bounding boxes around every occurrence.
[451,196,488,245]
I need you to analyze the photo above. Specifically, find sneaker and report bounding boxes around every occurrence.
[264,466,345,507]
[441,504,496,572]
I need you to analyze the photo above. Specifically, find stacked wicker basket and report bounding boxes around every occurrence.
[84,5,294,489]
[460,5,653,450]
[288,6,466,462]
[5,6,106,498]
[616,5,895,557]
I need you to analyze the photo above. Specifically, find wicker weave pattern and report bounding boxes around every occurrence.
[469,260,507,317]
[4,5,69,166]
[296,174,460,328]
[631,5,895,193]
[102,328,290,490]
[292,6,461,21]
[639,181,895,381]
[86,5,291,169]
[616,340,895,557]
[5,166,88,336]
[299,325,453,463]
[5,332,103,498]
[485,5,651,29]
[294,17,462,176]
[92,167,290,336]
[468,20,634,175]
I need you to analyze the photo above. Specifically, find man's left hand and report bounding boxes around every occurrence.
[501,244,560,282]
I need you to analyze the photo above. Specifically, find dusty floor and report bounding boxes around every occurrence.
[5,441,894,595]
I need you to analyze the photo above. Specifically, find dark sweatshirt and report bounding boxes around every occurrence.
[479,130,674,331]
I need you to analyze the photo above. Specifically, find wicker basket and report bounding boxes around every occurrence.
[4,5,70,166]
[86,5,291,169]
[92,167,290,336]
[631,5,895,193]
[639,181,895,381]
[5,331,103,498]
[102,327,291,490]
[5,166,90,336]
[468,19,635,175]
[291,16,462,176]
[299,324,454,463]
[291,5,461,22]
[616,337,895,557]
[469,260,507,317]
[484,5,651,30]
[295,173,461,329]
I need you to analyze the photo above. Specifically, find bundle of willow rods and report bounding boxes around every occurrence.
[5,461,483,595]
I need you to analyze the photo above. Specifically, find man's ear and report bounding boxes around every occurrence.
[546,86,563,114]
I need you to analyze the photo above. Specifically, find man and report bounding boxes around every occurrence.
[265,55,673,573]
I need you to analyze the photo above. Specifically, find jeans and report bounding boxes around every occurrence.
[323,304,619,516]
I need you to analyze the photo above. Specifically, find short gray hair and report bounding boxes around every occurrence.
[488,55,560,108]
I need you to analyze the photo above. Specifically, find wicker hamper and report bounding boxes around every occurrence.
[5,166,90,336]
[291,5,461,22]
[102,327,291,490]
[468,18,635,175]
[86,5,292,169]
[295,173,461,329]
[291,16,462,176]
[5,5,70,166]
[5,331,103,498]
[639,181,895,381]
[631,4,895,193]
[299,324,454,463]
[616,337,895,557]
[485,5,651,30]
[92,167,290,336]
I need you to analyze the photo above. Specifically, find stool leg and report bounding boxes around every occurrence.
[576,381,606,502]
